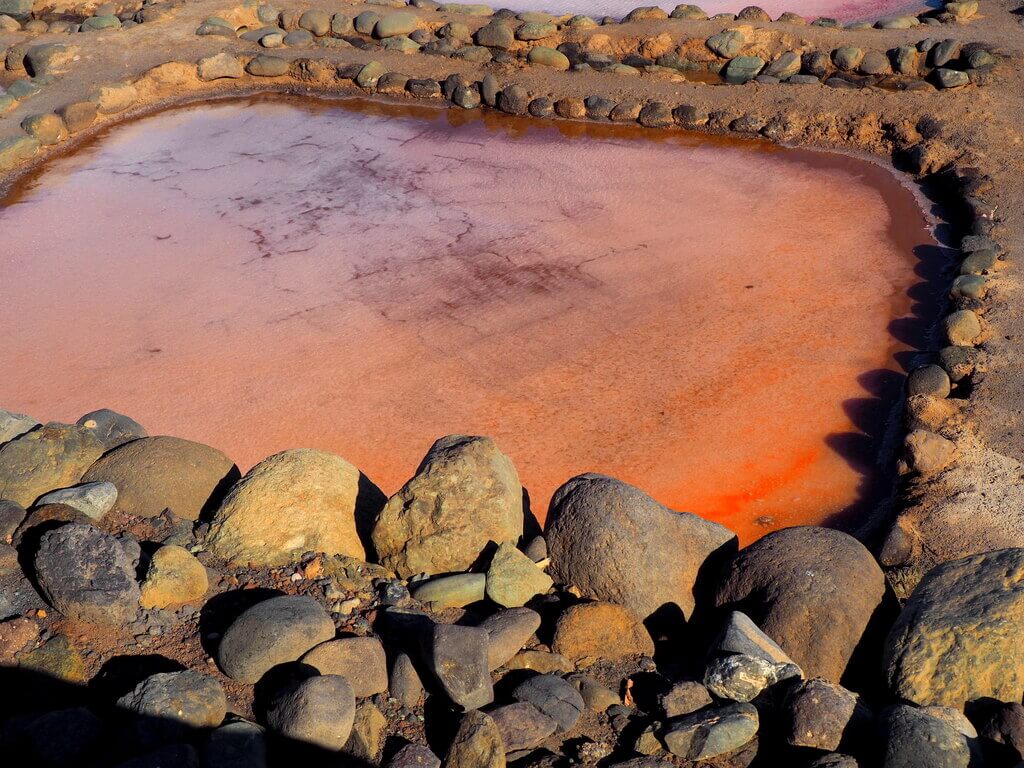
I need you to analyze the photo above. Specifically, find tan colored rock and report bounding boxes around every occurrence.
[90,82,137,114]
[301,636,388,697]
[0,423,104,508]
[346,700,388,761]
[885,548,1024,707]
[0,616,40,661]
[206,449,384,567]
[82,436,239,521]
[903,430,956,475]
[373,436,523,577]
[140,544,209,609]
[552,601,654,662]
[443,710,505,768]
[485,542,552,607]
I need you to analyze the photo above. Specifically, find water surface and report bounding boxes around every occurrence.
[495,0,934,21]
[0,96,933,541]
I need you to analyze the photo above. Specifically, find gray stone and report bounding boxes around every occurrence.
[452,84,481,109]
[0,423,104,507]
[301,636,388,697]
[35,481,117,521]
[486,542,552,607]
[413,574,486,609]
[375,11,418,37]
[388,743,440,768]
[354,11,381,33]
[298,8,330,35]
[0,0,31,20]
[80,15,121,30]
[930,39,960,67]
[421,623,493,709]
[247,54,289,76]
[713,611,797,667]
[878,705,970,768]
[0,409,38,446]
[832,46,864,71]
[331,13,354,34]
[34,523,140,625]
[25,43,77,76]
[346,700,387,761]
[444,710,504,768]
[724,56,764,83]
[282,29,313,45]
[936,68,970,89]
[671,4,708,19]
[217,595,335,683]
[785,678,872,751]
[205,721,267,768]
[893,46,919,75]
[0,500,26,541]
[22,113,68,146]
[639,101,673,128]
[704,653,800,702]
[498,85,530,115]
[547,474,736,620]
[266,675,356,750]
[706,30,746,58]
[938,345,979,382]
[117,670,227,746]
[524,536,547,562]
[198,53,244,80]
[512,674,584,733]
[480,607,541,670]
[859,50,891,75]
[764,51,801,79]
[490,702,557,750]
[661,681,713,718]
[907,365,951,398]
[943,310,982,346]
[390,652,423,707]
[76,408,146,450]
[196,21,237,37]
[568,674,620,712]
[663,702,759,760]
[517,21,556,40]
[475,20,515,49]
[527,46,570,70]
[373,435,522,577]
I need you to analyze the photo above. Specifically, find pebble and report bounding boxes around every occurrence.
[355,11,382,33]
[356,60,388,88]
[513,674,585,733]
[936,68,970,89]
[298,8,330,35]
[568,673,621,712]
[724,55,765,84]
[785,678,872,751]
[527,46,570,71]
[375,11,418,37]
[943,310,982,346]
[553,601,654,662]
[879,705,970,768]
[390,651,423,707]
[486,542,552,607]
[348,700,388,761]
[0,409,37,446]
[266,675,356,750]
[713,611,797,667]
[475,20,515,49]
[35,481,117,521]
[21,113,68,145]
[938,345,978,382]
[907,364,952,398]
[903,429,956,474]
[388,743,440,768]
[706,30,746,58]
[205,721,267,768]
[490,702,559,750]
[246,54,289,77]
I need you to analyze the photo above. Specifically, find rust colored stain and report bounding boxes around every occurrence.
[0,95,936,543]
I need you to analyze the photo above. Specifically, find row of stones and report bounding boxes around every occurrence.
[198,5,998,90]
[0,0,171,34]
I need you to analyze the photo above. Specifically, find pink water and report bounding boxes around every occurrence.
[494,0,934,21]
[0,96,934,541]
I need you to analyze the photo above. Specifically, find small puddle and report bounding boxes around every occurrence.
[0,95,938,542]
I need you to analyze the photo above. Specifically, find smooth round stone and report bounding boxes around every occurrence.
[298,9,330,35]
[527,46,570,70]
[374,11,418,37]
[517,21,557,40]
[907,365,951,398]
[76,408,146,450]
[217,595,336,683]
[282,28,313,45]
[413,573,486,609]
[247,54,289,76]
[479,607,542,671]
[512,674,585,733]
[381,35,420,52]
[34,481,117,521]
[943,310,983,346]
[938,345,978,383]
[139,544,209,609]
[266,675,356,750]
[301,636,388,697]
[951,274,987,300]
[724,56,764,84]
[832,46,863,71]
[354,11,381,34]
[117,670,227,745]
[260,32,284,47]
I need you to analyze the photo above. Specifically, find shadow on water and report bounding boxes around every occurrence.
[821,169,964,541]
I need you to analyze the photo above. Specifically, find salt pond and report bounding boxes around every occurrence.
[0,95,936,540]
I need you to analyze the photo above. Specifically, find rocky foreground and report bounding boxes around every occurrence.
[0,408,1022,767]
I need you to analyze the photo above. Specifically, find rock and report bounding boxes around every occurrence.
[935,68,970,89]
[736,5,770,20]
[506,650,573,674]
[893,46,919,75]
[938,345,979,382]
[35,481,117,521]
[438,21,470,40]
[706,29,746,58]
[568,674,620,712]
[330,12,354,34]
[218,595,335,683]
[422,623,493,709]
[0,0,29,19]
[407,78,441,98]
[552,601,653,662]
[34,524,139,625]
[486,542,552,607]
[724,56,764,83]
[373,436,522,577]
[298,8,329,35]
[247,54,289,76]
[139,544,208,609]
[663,702,759,761]
[517,21,556,40]
[0,409,38,446]
[661,681,713,718]
[764,51,801,79]
[490,703,558,751]
[17,633,86,683]
[527,46,570,70]
[114,744,199,768]
[712,611,797,667]
[512,674,584,733]
[347,700,387,761]
[547,474,736,620]
[118,670,227,746]
[0,615,39,660]
[282,29,313,45]
[903,430,955,474]
[713,526,886,682]
[444,710,505,768]
[878,705,970,768]
[638,101,673,128]
[930,39,960,67]
[414,573,487,609]
[671,4,708,18]
[354,10,381,33]
[624,6,668,21]
[375,11,418,37]
[390,652,423,707]
[25,43,77,76]
[0,500,26,542]
[197,53,244,80]
[90,82,137,115]
[978,702,1024,760]
[301,636,388,697]
[704,653,800,702]
[452,84,482,109]
[205,721,267,768]
[266,675,356,750]
[82,436,238,521]
[523,536,547,562]
[907,365,951,398]
[21,113,68,146]
[356,61,387,89]
[480,607,541,670]
[23,706,102,765]
[498,85,530,115]
[785,678,871,751]
[206,449,382,567]
[197,20,238,36]
[75,409,146,449]
[389,743,441,768]
[0,423,104,507]
[475,21,515,49]
[943,310,982,345]
[832,46,863,70]
[859,50,891,75]
[885,548,1024,707]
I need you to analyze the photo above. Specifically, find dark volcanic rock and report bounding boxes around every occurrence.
[489,702,558,750]
[266,675,356,750]
[76,408,147,450]
[785,678,872,752]
[878,705,970,768]
[117,670,227,746]
[421,623,493,710]
[512,674,584,733]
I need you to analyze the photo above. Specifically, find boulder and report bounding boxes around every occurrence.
[0,409,38,446]
[301,636,388,697]
[390,652,424,707]
[217,595,335,683]
[479,607,541,670]
[266,675,356,751]
[298,8,330,35]
[489,702,557,751]
[552,601,654,662]
[82,436,238,521]
[58,102,99,134]
[662,702,759,761]
[486,542,552,607]
[34,523,139,625]
[205,449,383,566]
[0,423,105,508]
[139,544,209,609]
[25,43,77,76]
[375,11,418,37]
[512,674,584,733]
[373,436,523,577]
[117,670,227,746]
[878,705,970,768]
[784,678,872,751]
[444,711,504,768]
[885,548,1024,707]
[713,526,886,682]
[35,481,117,521]
[546,474,736,620]
[421,623,493,709]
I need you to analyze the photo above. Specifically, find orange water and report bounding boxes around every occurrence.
[0,96,935,541]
